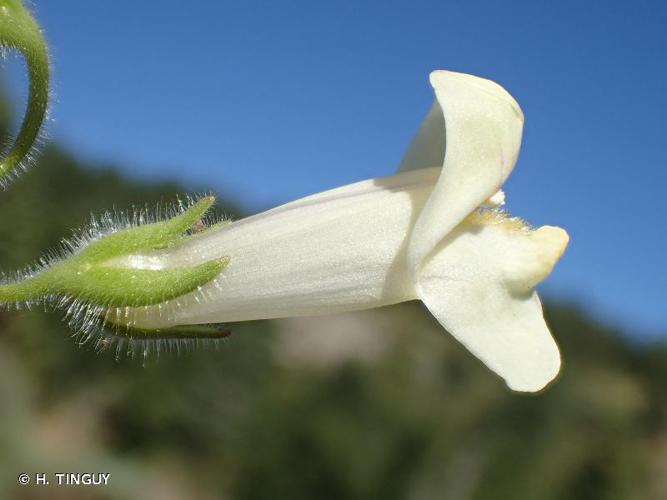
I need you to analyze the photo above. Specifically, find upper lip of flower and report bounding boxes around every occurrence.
[403,70,526,277]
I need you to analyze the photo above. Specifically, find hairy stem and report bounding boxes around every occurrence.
[0,0,50,182]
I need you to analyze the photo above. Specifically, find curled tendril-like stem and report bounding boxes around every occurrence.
[0,0,50,185]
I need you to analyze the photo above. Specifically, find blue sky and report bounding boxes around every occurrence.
[4,0,666,335]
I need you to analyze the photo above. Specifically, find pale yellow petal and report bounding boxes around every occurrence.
[407,70,525,275]
[418,215,568,392]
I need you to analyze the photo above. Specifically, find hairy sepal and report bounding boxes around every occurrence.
[0,196,233,353]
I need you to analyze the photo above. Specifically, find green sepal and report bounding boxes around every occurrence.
[108,323,233,340]
[38,256,229,308]
[79,196,216,262]
[0,197,230,307]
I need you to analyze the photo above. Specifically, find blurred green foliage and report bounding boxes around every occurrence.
[1,94,666,500]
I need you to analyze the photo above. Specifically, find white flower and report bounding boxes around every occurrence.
[113,70,569,392]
